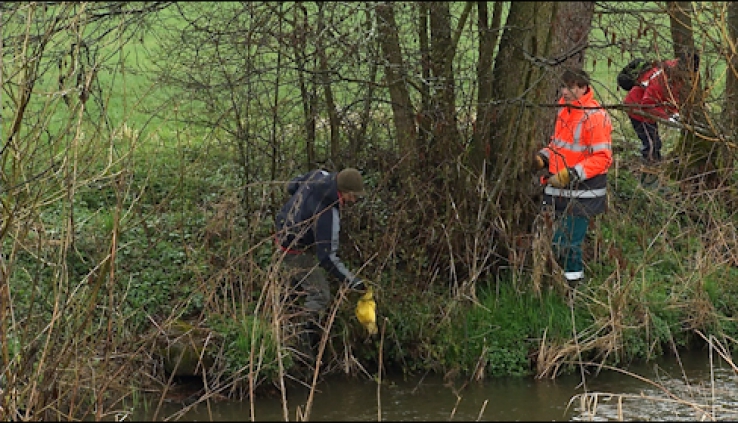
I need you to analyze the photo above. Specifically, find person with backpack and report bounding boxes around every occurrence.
[621,53,700,165]
[622,58,677,164]
[274,167,368,359]
[532,68,613,291]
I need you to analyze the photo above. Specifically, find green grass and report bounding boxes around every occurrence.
[2,4,738,412]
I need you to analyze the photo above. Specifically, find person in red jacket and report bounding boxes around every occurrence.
[532,68,613,289]
[623,59,677,164]
[623,53,700,164]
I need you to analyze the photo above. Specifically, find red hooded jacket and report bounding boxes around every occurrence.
[624,58,680,123]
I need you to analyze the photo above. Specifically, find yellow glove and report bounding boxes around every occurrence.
[355,287,378,335]
[548,168,571,188]
[532,153,546,171]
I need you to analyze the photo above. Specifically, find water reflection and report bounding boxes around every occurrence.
[133,350,738,421]
[571,352,738,421]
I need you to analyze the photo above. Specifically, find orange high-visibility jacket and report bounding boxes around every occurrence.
[538,88,613,217]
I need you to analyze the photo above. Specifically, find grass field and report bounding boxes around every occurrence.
[1,4,737,419]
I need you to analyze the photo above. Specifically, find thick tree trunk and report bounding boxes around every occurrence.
[427,1,462,169]
[471,1,503,173]
[375,2,417,166]
[667,1,721,187]
[482,1,592,271]
[545,2,594,124]
[486,2,556,233]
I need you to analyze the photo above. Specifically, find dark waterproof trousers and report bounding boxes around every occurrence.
[630,117,662,163]
[281,252,331,315]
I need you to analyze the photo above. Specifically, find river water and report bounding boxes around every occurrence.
[132,347,738,421]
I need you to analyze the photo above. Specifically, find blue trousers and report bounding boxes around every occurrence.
[552,215,590,275]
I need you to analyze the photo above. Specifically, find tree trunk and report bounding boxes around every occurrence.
[721,2,738,174]
[417,2,432,168]
[294,3,318,169]
[486,2,556,238]
[375,2,417,166]
[726,3,738,127]
[347,7,381,163]
[427,1,462,169]
[545,2,594,124]
[667,1,720,188]
[483,1,592,271]
[471,1,503,173]
[316,3,341,163]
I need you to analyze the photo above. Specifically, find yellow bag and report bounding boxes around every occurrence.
[354,287,378,335]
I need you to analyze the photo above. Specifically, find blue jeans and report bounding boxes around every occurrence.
[552,215,590,276]
[630,117,661,162]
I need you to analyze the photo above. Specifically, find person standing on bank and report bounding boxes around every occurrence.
[623,53,699,165]
[274,167,368,351]
[622,58,678,164]
[532,69,613,288]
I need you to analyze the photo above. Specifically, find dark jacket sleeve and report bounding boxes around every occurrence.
[314,206,360,286]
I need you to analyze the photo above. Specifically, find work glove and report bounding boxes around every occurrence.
[532,152,547,172]
[548,168,577,188]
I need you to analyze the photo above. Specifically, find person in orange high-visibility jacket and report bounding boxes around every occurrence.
[532,68,613,288]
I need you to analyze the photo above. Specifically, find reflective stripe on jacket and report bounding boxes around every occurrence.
[640,58,682,120]
[539,88,613,217]
[624,59,679,123]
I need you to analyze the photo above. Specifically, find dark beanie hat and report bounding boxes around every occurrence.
[337,168,366,196]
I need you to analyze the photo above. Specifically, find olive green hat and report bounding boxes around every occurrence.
[337,168,366,196]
